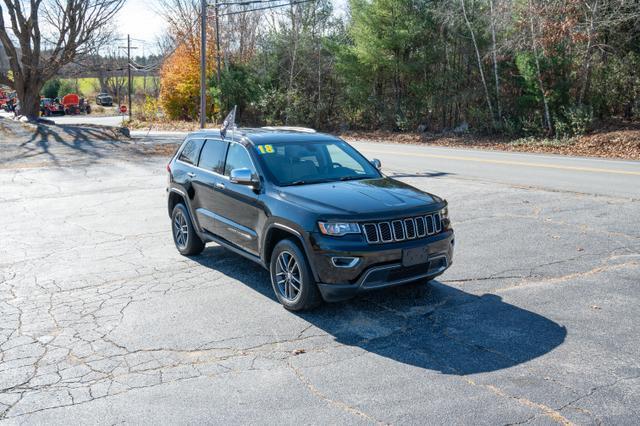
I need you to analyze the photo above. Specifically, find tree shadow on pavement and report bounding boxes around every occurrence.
[193,245,567,376]
[1,122,124,167]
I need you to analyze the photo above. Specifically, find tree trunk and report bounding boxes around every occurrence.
[578,0,598,106]
[528,0,553,135]
[489,0,502,121]
[461,0,495,126]
[16,80,43,119]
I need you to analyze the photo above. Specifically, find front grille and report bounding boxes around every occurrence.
[378,222,393,242]
[363,212,444,244]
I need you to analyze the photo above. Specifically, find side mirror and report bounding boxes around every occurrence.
[371,158,382,170]
[230,168,260,189]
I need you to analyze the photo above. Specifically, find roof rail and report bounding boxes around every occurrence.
[261,126,316,133]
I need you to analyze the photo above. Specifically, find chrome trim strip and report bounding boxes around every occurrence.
[195,208,257,239]
[169,187,186,197]
[177,139,257,181]
[331,257,360,268]
[392,220,405,241]
[379,222,393,242]
[356,255,449,289]
[363,223,379,244]
[426,214,435,235]
[434,212,442,233]
[404,218,416,239]
[272,222,302,237]
[415,216,426,237]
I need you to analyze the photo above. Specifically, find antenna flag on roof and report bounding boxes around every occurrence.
[220,105,237,140]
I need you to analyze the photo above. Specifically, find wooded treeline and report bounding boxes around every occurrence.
[160,0,640,137]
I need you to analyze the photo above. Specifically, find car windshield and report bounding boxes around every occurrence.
[254,139,380,186]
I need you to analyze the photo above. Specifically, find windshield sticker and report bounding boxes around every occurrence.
[257,144,274,154]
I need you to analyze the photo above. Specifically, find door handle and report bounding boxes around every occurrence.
[187,172,196,178]
[215,182,226,190]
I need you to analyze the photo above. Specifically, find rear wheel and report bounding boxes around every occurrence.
[270,239,321,311]
[171,203,205,256]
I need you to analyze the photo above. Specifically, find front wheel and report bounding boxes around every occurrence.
[270,239,322,311]
[171,203,205,256]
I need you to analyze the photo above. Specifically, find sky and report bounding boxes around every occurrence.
[115,0,168,52]
[115,0,349,54]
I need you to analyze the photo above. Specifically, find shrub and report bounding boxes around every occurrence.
[555,105,593,138]
[42,79,61,98]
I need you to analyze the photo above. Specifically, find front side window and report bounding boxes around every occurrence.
[255,139,380,186]
[198,139,228,173]
[224,143,255,176]
[178,139,204,165]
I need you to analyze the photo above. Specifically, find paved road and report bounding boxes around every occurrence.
[1,128,639,424]
[129,131,640,198]
[49,114,128,127]
[350,141,640,199]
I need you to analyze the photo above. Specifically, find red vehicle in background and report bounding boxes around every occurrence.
[0,89,9,109]
[62,94,91,115]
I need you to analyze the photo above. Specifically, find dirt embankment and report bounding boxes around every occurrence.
[341,124,640,161]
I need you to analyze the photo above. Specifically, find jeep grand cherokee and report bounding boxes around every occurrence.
[167,127,454,310]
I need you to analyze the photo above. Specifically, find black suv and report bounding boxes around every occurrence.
[167,127,454,310]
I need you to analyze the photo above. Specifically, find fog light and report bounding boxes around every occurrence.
[331,257,360,268]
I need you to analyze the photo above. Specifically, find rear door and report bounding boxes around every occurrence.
[190,139,229,234]
[173,137,204,220]
[214,142,263,255]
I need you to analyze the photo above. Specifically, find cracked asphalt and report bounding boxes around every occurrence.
[1,127,639,424]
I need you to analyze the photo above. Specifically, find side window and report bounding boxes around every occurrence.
[224,143,255,176]
[178,139,203,165]
[198,139,228,173]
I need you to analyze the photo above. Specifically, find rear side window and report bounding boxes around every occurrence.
[224,143,255,176]
[198,139,228,173]
[178,139,203,165]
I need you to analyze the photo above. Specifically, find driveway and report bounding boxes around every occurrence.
[0,129,639,424]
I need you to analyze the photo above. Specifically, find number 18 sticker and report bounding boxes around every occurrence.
[257,144,274,154]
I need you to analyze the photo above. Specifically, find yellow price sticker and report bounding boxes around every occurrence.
[257,145,274,154]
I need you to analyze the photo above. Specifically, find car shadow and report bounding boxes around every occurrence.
[193,245,567,376]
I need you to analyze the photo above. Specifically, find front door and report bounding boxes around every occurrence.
[214,142,263,255]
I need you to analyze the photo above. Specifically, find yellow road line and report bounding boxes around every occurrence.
[361,149,640,176]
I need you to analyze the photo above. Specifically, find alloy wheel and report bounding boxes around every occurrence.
[275,251,302,302]
[173,210,189,249]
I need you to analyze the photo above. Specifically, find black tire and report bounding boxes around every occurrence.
[171,203,205,256]
[269,239,322,311]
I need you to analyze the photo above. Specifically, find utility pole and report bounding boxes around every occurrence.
[200,0,207,129]
[119,37,137,118]
[127,34,132,118]
[215,0,222,118]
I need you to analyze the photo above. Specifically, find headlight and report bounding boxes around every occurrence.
[441,206,449,219]
[318,222,361,236]
[441,205,450,229]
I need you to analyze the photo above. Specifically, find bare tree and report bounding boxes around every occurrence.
[488,0,502,121]
[527,0,553,135]
[461,0,495,126]
[0,0,125,119]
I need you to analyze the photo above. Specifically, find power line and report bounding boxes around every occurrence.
[220,0,314,16]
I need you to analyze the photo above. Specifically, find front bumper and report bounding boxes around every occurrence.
[308,230,455,302]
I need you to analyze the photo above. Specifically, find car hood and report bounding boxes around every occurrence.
[277,177,442,217]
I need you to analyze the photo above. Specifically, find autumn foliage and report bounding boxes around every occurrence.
[159,36,217,121]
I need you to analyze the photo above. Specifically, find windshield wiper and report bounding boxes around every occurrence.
[287,180,309,186]
[339,175,369,181]
[285,178,336,186]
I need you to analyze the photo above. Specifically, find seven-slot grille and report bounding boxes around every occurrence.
[362,212,443,244]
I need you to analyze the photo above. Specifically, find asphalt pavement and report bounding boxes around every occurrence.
[0,124,639,424]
